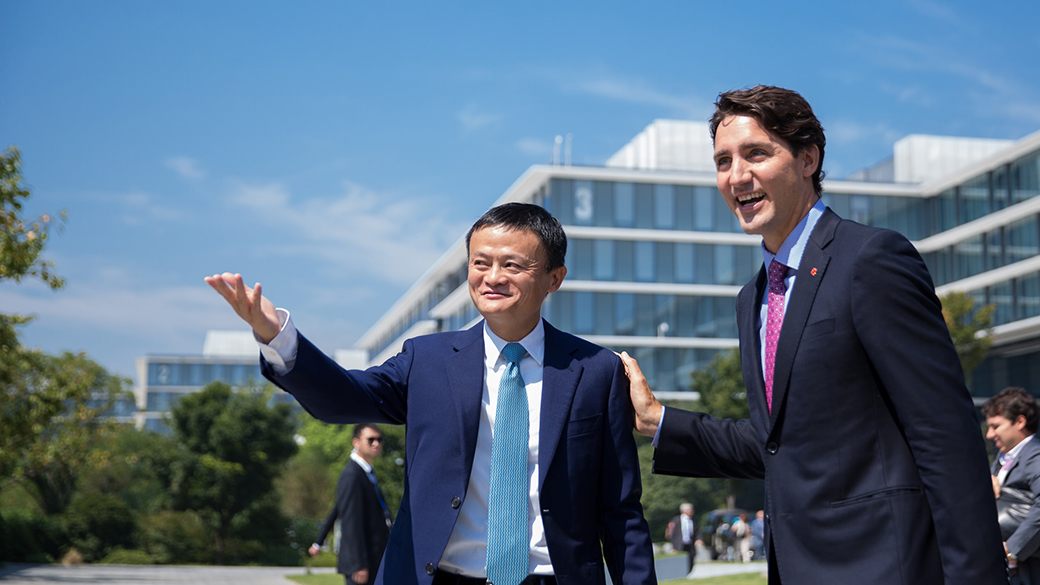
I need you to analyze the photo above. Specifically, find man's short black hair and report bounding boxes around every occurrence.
[982,387,1040,434]
[353,423,381,439]
[465,202,567,272]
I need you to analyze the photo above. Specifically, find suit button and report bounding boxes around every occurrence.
[451,496,461,509]
[426,563,435,575]
[766,441,778,454]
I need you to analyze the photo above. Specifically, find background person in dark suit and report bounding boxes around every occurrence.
[309,423,392,585]
[984,387,1040,584]
[665,503,700,575]
[205,203,654,585]
[620,85,1006,584]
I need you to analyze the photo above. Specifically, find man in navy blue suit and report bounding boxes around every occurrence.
[206,203,655,585]
[621,85,1006,584]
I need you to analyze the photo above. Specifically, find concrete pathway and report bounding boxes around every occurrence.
[0,563,334,584]
[0,560,764,584]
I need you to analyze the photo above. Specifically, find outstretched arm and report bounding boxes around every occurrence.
[204,272,281,343]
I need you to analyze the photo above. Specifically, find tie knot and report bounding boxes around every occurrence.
[768,260,787,286]
[501,342,527,365]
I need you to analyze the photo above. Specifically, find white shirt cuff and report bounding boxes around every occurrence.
[651,406,667,448]
[256,308,298,374]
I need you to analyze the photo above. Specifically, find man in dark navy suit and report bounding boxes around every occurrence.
[621,85,1006,584]
[206,202,654,585]
[309,423,392,585]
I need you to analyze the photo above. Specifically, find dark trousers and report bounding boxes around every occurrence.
[432,571,556,585]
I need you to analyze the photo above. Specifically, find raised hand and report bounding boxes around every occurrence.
[618,351,663,437]
[204,272,281,344]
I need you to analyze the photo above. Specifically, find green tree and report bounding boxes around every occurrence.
[940,291,995,383]
[155,381,298,564]
[0,145,67,480]
[15,352,130,515]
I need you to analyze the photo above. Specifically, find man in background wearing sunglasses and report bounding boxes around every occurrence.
[310,423,393,585]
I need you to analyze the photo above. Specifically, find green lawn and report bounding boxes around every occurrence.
[287,571,767,585]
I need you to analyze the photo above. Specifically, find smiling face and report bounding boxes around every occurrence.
[467,225,566,342]
[714,115,821,253]
[986,414,1029,454]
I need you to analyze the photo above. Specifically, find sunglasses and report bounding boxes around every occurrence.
[365,437,383,445]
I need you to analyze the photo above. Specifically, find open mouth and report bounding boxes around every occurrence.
[736,192,766,208]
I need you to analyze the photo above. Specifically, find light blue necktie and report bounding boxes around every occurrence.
[486,342,529,585]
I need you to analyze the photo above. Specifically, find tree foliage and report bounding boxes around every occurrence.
[0,146,65,288]
[152,381,298,564]
[940,291,995,382]
[5,351,131,515]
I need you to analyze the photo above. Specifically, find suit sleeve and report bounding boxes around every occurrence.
[598,356,657,584]
[1007,446,1040,558]
[315,502,339,547]
[337,467,369,574]
[262,333,412,425]
[851,229,1005,583]
[653,408,764,479]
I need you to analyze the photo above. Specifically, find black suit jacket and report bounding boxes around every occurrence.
[667,514,699,552]
[996,436,1040,561]
[654,209,1006,584]
[316,458,391,578]
[264,320,654,585]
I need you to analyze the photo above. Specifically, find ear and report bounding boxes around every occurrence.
[800,144,820,180]
[548,265,567,294]
[1015,415,1029,430]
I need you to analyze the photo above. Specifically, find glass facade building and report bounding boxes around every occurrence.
[355,121,1040,403]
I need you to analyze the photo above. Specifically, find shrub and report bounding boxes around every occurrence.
[100,548,155,564]
[139,510,211,564]
[0,508,65,562]
[64,492,136,562]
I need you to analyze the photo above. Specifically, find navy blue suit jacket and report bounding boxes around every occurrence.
[654,209,1006,584]
[263,319,655,585]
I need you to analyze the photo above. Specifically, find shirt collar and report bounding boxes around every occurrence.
[1007,433,1035,463]
[350,450,373,473]
[762,199,826,271]
[483,319,545,368]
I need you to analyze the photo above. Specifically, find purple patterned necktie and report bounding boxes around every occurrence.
[765,260,788,413]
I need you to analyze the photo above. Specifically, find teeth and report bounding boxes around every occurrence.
[737,192,765,205]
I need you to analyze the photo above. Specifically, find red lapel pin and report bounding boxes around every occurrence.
[810,267,818,276]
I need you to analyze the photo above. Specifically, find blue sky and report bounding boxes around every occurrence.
[2,0,1038,380]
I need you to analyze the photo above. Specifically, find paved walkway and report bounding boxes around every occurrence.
[0,560,763,583]
[0,563,334,584]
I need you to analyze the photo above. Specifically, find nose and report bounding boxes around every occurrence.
[729,157,752,188]
[486,263,508,284]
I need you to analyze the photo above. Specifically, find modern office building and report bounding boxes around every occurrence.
[132,330,368,431]
[353,120,1040,403]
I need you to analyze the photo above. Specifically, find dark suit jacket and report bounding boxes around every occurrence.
[997,436,1040,561]
[654,209,1006,584]
[667,514,699,552]
[264,319,654,585]
[316,458,391,579]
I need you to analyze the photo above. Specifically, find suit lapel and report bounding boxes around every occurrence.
[445,323,487,482]
[769,209,838,429]
[739,268,770,431]
[538,321,582,488]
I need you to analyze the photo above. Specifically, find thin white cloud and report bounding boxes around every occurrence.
[535,66,711,120]
[165,156,207,180]
[827,120,902,145]
[516,137,553,158]
[90,191,188,226]
[458,104,504,131]
[227,180,466,286]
